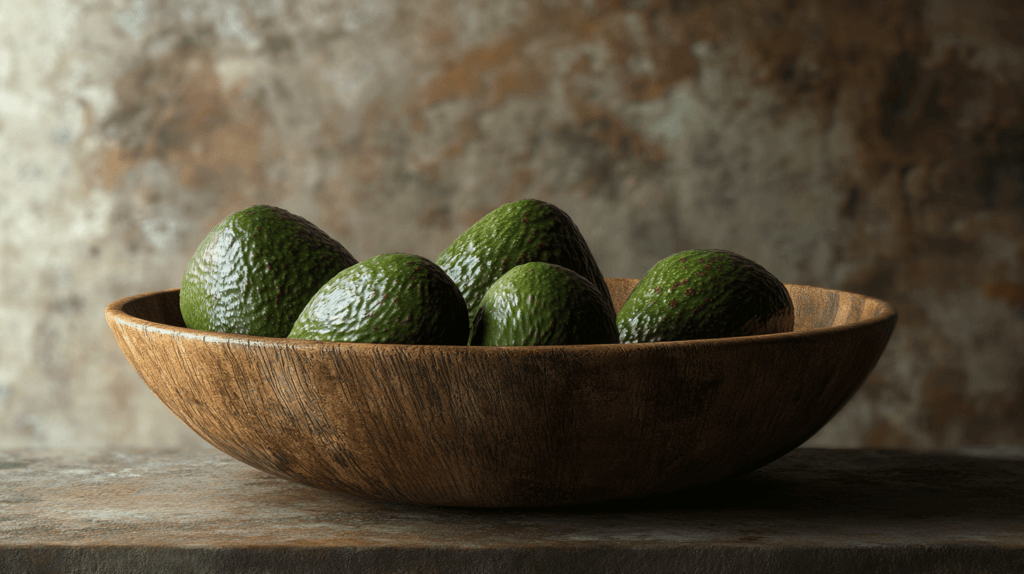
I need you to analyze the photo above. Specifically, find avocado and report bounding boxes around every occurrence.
[435,199,613,336]
[617,249,794,343]
[288,253,469,345]
[471,262,618,346]
[180,205,357,338]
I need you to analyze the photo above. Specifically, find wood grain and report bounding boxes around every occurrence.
[105,279,898,507]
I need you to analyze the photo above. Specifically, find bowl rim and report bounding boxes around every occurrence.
[105,281,898,354]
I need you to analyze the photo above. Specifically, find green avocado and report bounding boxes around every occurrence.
[471,262,618,346]
[435,199,613,336]
[617,249,794,343]
[288,253,469,345]
[180,205,357,338]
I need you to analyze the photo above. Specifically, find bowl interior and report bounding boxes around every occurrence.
[117,278,893,334]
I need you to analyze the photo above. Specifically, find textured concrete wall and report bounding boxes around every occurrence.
[0,0,1021,451]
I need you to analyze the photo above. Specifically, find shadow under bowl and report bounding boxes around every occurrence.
[105,278,897,508]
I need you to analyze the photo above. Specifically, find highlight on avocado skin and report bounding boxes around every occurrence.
[289,253,469,346]
[617,249,794,344]
[180,205,357,338]
[471,261,618,347]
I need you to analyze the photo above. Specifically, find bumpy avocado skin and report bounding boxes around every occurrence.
[471,262,619,347]
[180,205,357,338]
[289,253,469,345]
[617,249,794,343]
[435,199,613,330]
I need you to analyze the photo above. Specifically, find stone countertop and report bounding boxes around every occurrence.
[2,447,1023,574]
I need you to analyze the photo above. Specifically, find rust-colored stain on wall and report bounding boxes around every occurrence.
[0,0,1020,451]
[102,34,272,203]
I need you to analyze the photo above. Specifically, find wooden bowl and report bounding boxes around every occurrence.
[105,279,897,508]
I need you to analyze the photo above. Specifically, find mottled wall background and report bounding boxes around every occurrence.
[0,0,1021,451]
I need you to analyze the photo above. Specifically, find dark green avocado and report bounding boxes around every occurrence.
[180,205,357,338]
[288,253,469,345]
[471,262,618,346]
[617,249,794,343]
[435,199,613,334]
